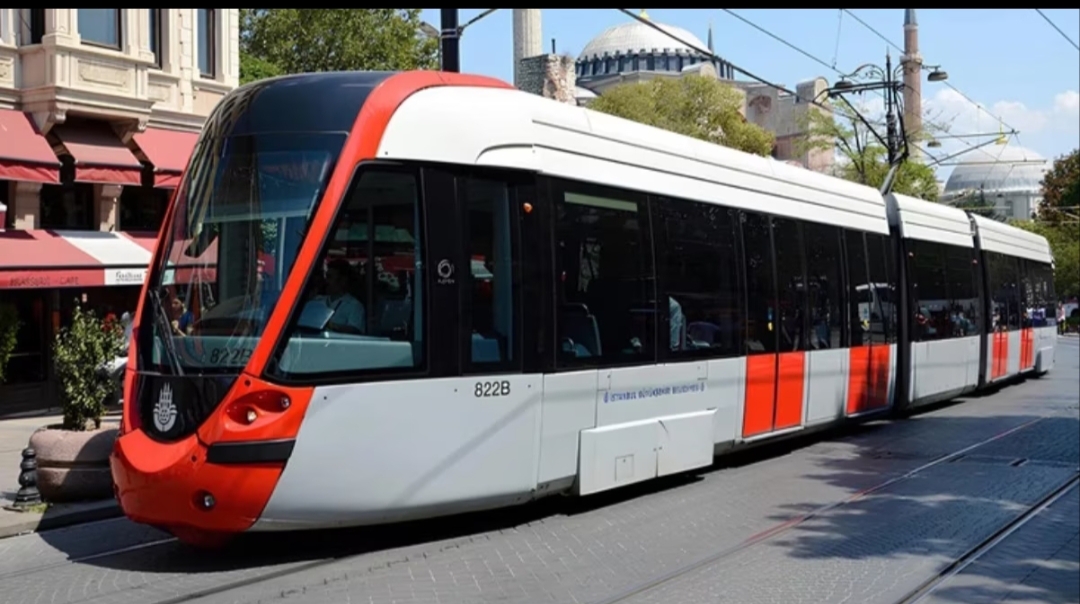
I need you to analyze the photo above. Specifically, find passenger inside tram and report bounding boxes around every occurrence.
[311,258,366,335]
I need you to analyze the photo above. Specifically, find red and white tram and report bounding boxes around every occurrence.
[109,71,1058,546]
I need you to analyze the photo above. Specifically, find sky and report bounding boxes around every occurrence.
[418,8,1080,184]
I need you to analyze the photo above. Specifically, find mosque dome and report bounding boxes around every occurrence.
[578,18,708,61]
[575,13,732,84]
[943,145,1050,196]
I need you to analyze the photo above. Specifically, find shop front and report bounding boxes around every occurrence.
[0,108,198,416]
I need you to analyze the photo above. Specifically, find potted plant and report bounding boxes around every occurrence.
[29,302,126,503]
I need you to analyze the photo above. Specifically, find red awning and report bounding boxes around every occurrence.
[0,230,154,289]
[0,110,61,184]
[132,128,199,188]
[50,121,143,186]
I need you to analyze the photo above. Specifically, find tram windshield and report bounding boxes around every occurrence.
[142,131,345,375]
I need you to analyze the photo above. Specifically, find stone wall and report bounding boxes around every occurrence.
[517,54,577,105]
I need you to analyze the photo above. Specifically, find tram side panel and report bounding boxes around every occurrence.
[886,192,982,409]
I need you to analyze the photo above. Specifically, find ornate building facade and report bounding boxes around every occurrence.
[0,9,239,415]
[511,9,834,172]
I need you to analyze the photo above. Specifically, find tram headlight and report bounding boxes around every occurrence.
[245,408,258,424]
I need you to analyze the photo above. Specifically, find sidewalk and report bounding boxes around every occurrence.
[0,411,123,539]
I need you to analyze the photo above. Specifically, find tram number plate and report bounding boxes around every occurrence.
[209,347,253,365]
[474,380,511,398]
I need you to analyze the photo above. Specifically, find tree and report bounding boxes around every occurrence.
[798,102,941,200]
[1010,219,1080,300]
[1038,148,1080,223]
[240,9,438,80]
[588,76,776,157]
[240,51,283,86]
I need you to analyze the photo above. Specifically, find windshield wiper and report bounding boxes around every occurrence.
[149,288,185,376]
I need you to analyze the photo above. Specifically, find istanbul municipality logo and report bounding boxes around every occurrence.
[153,383,178,432]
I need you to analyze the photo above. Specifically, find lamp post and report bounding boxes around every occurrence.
[440,9,460,72]
[824,53,948,194]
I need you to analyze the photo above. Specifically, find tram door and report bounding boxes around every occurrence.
[422,166,543,497]
[741,213,808,439]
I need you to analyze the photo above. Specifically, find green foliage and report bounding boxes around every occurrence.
[798,102,940,200]
[53,304,126,431]
[1038,148,1080,223]
[1010,219,1080,300]
[588,76,776,157]
[240,9,438,78]
[240,51,283,85]
[0,303,19,385]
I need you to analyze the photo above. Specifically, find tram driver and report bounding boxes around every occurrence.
[314,258,366,335]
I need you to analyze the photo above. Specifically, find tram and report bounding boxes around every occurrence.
[109,71,1058,547]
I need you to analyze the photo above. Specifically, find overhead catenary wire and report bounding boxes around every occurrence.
[838,9,1015,138]
[710,8,1035,182]
[840,8,1029,169]
[1034,9,1080,52]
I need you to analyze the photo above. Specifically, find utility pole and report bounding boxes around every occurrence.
[824,53,948,195]
[440,9,460,73]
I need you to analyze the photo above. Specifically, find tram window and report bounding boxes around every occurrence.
[653,196,743,359]
[1035,262,1056,326]
[844,230,871,346]
[909,240,948,342]
[773,217,806,352]
[552,181,655,367]
[461,177,518,369]
[742,211,776,354]
[802,221,843,349]
[988,252,1019,331]
[1018,258,1034,328]
[273,167,425,378]
[864,233,896,344]
[945,244,979,337]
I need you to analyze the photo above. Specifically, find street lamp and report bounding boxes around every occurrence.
[824,52,949,194]
[925,64,949,82]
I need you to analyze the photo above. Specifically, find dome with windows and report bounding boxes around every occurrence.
[576,13,732,83]
[942,144,1050,220]
[943,145,1049,196]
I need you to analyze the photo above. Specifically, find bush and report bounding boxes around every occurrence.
[53,303,126,430]
[0,303,19,385]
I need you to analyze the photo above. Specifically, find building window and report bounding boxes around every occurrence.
[119,186,170,232]
[78,9,121,49]
[148,9,163,67]
[197,9,216,78]
[39,184,95,231]
[26,9,46,44]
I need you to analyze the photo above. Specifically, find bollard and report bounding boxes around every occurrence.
[12,447,42,508]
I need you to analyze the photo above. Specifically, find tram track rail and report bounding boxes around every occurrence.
[589,416,1051,604]
[895,472,1080,604]
[0,415,1058,604]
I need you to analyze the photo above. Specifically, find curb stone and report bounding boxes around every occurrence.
[0,499,122,539]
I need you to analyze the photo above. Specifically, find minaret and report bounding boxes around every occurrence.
[707,21,714,53]
[901,9,923,157]
[512,9,543,89]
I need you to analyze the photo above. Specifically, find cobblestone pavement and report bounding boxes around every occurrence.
[920,484,1080,604]
[0,338,1075,604]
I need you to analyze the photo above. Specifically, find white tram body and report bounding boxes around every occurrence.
[111,73,1058,540]
[252,85,1049,531]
